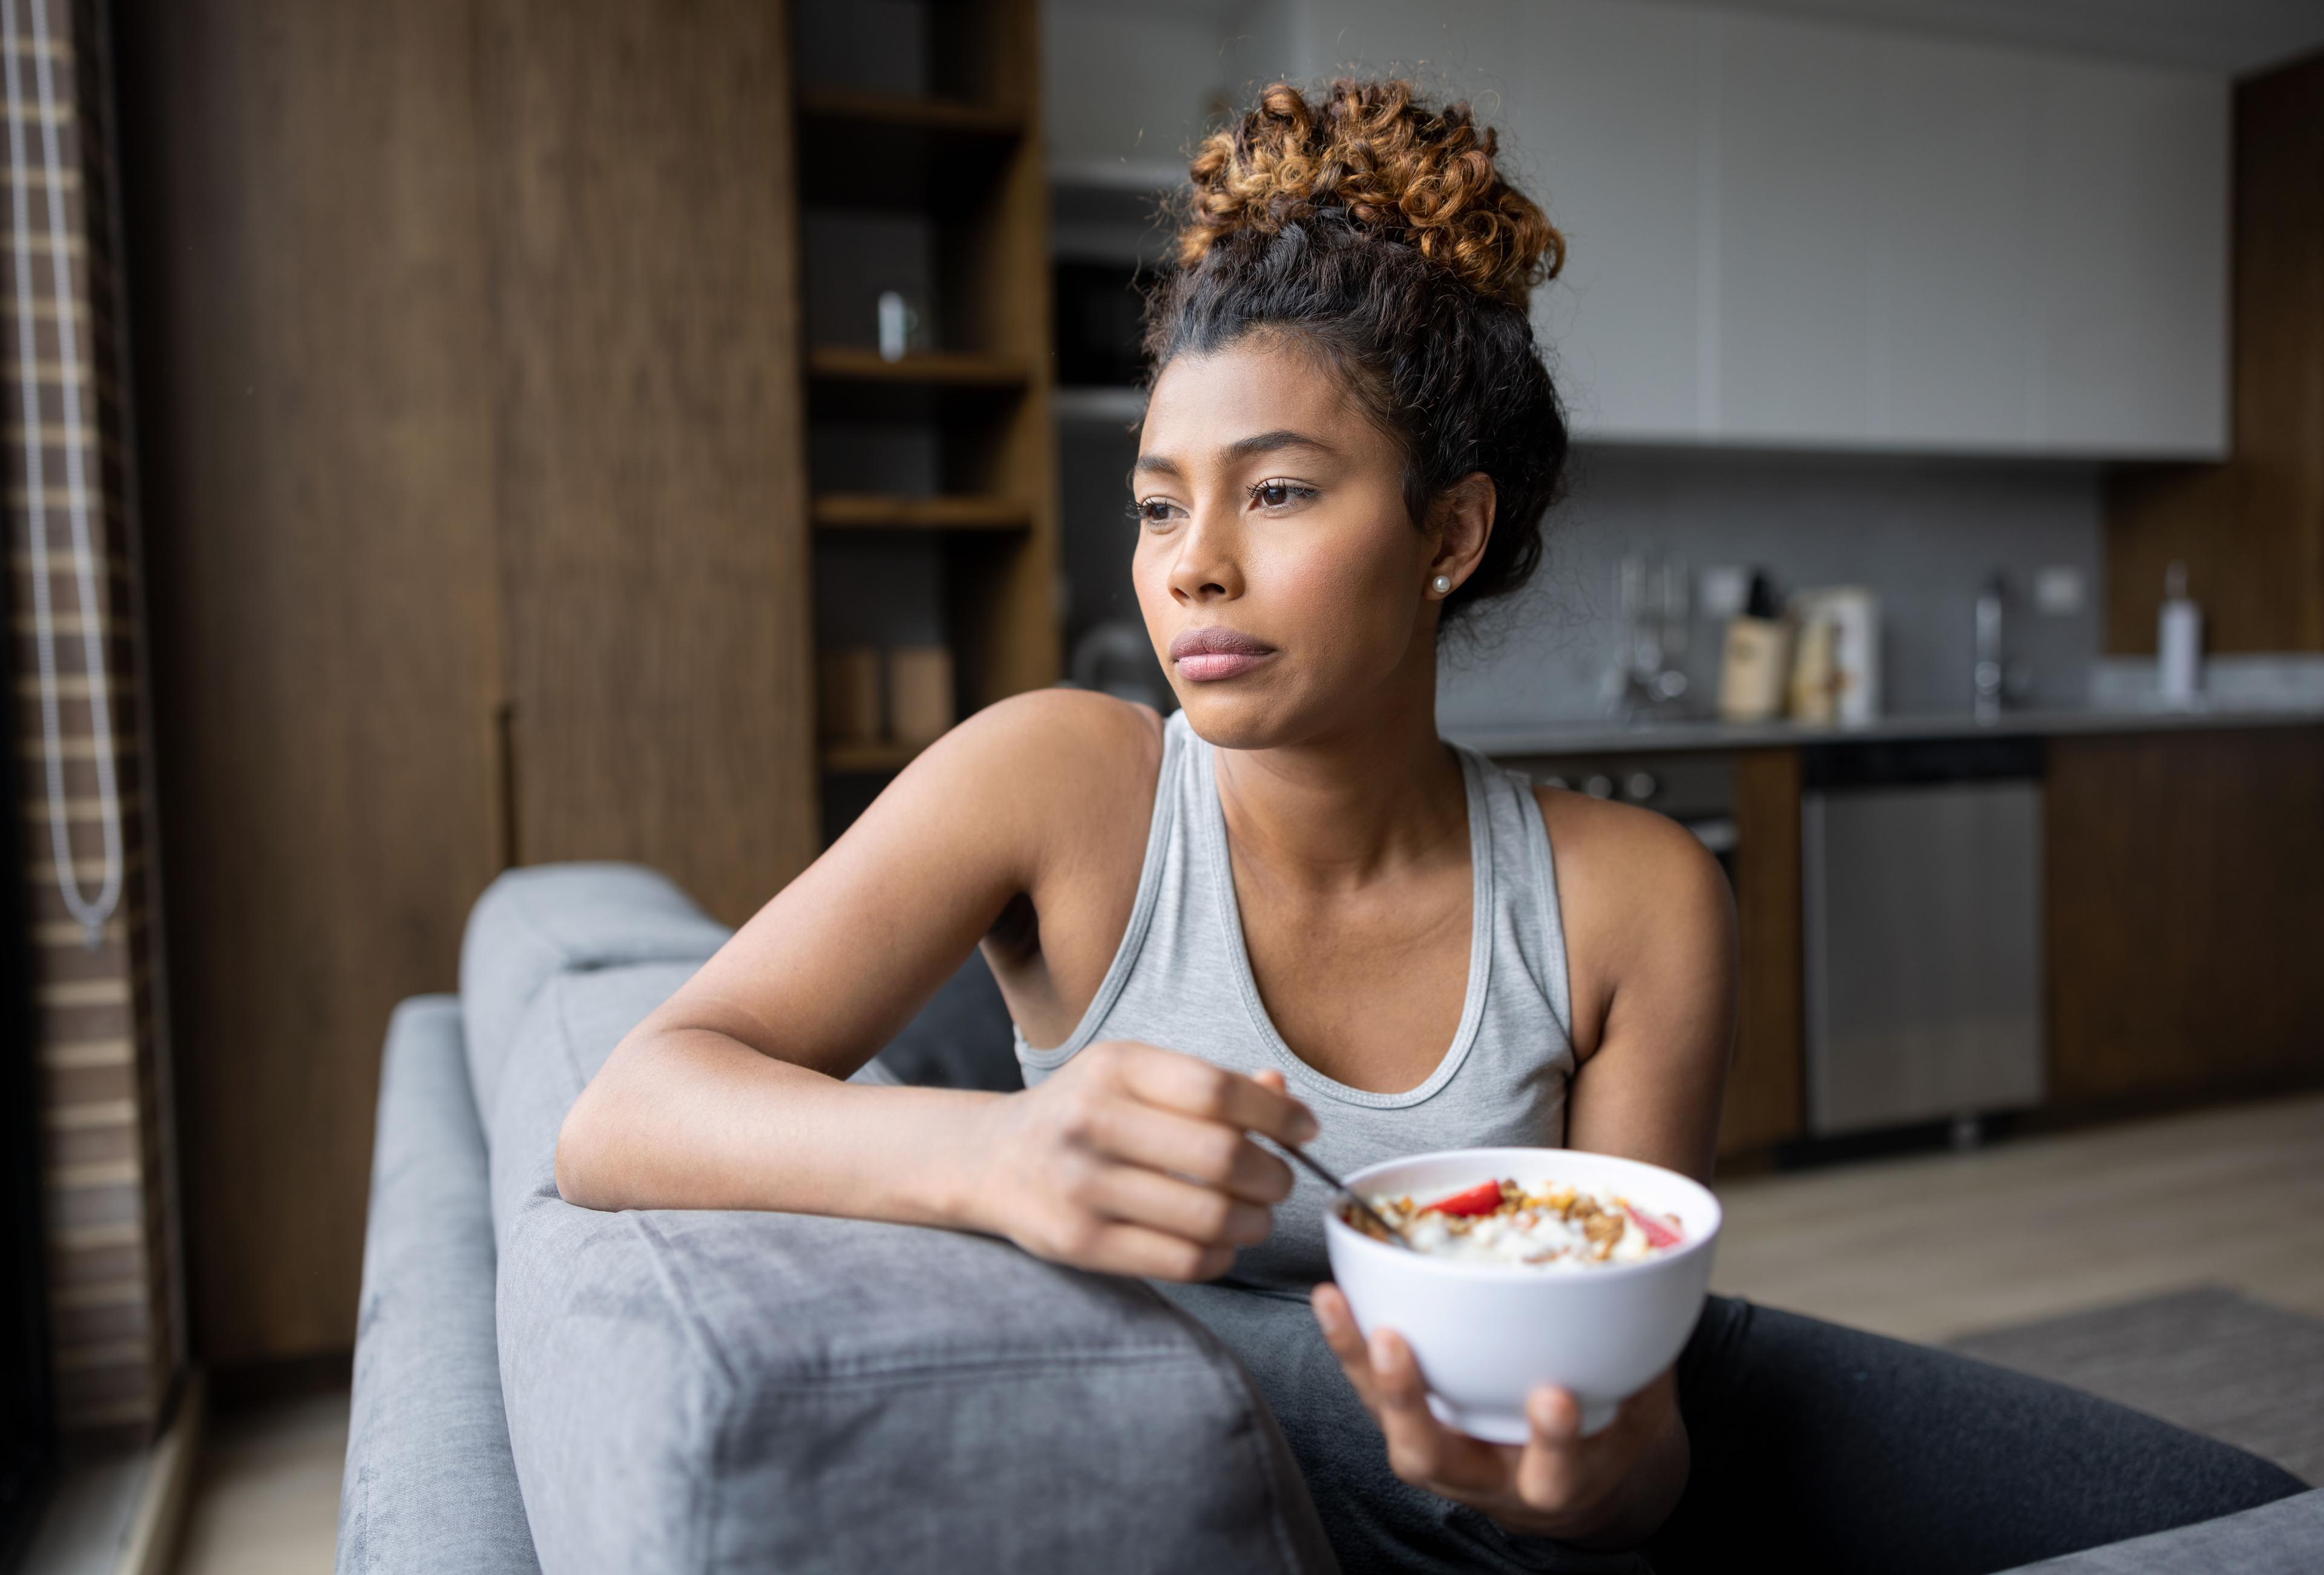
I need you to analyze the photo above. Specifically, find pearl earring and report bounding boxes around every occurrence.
[1430,574,1452,595]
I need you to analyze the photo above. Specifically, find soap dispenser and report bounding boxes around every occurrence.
[2158,561,2202,708]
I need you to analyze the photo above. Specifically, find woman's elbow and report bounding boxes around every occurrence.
[554,1057,627,1209]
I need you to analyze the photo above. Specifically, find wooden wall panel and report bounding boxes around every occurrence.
[116,1,506,1364]
[478,0,818,924]
[2049,726,2324,1108]
[119,0,821,1366]
[1719,747,1803,1157]
[2106,50,2324,654]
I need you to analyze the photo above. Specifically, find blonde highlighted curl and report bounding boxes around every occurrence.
[1177,80,1563,312]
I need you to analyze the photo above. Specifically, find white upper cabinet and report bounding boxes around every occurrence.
[1710,11,1883,442]
[2028,58,2229,455]
[1863,35,2040,449]
[1506,0,1705,439]
[1088,0,2230,457]
[1284,0,1512,83]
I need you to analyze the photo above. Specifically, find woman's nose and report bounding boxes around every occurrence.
[1167,510,1243,604]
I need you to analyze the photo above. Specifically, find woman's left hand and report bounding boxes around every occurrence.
[1311,1283,1690,1548]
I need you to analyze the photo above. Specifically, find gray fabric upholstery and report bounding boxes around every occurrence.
[342,860,2311,1574]
[459,862,732,1125]
[338,996,540,1575]
[471,864,1333,1574]
[1997,1488,2324,1573]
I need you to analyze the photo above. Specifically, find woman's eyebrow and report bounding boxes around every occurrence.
[1131,430,1335,481]
[1220,429,1336,465]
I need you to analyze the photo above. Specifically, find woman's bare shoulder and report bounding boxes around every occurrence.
[1530,783,1734,1053]
[1531,785,1725,903]
[885,688,1167,857]
[933,687,1165,792]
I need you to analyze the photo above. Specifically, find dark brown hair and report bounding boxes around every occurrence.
[1143,80,1569,627]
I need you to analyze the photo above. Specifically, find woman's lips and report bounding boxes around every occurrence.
[1170,627,1276,683]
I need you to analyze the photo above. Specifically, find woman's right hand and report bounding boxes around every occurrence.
[961,1041,1318,1281]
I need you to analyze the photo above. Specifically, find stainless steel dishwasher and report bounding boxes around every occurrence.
[1801,737,2046,1137]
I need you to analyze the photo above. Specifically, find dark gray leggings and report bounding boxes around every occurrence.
[1162,1284,2308,1575]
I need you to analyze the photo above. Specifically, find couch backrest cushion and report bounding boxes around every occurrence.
[459,863,729,1123]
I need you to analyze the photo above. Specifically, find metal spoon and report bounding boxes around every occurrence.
[1267,1139,1416,1251]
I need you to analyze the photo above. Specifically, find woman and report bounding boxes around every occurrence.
[557,81,2301,1573]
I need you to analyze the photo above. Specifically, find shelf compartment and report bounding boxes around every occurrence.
[821,739,925,775]
[806,348,1032,423]
[797,90,1023,215]
[799,88,1022,135]
[808,347,1028,385]
[812,493,1031,531]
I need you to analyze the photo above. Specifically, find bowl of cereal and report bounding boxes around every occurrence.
[1322,1147,1720,1443]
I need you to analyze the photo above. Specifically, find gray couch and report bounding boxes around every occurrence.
[336,863,2323,1573]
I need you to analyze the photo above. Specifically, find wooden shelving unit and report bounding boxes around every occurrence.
[796,87,1025,136]
[811,493,1031,531]
[806,346,1030,387]
[821,740,928,775]
[792,0,1060,840]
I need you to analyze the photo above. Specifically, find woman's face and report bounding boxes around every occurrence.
[1131,336,1486,749]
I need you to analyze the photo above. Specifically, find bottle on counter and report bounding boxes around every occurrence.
[1787,614,1838,724]
[2158,561,2203,709]
[1791,586,1882,728]
[1718,572,1791,723]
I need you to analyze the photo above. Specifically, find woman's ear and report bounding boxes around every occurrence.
[1426,473,1497,596]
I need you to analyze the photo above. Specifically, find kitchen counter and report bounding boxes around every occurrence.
[1452,702,2324,759]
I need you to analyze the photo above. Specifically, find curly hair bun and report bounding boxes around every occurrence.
[1177,80,1563,311]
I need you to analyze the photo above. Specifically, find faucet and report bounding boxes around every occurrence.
[1973,573,2004,722]
[1610,552,1692,721]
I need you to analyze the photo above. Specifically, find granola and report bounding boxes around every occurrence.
[1342,1177,1684,1268]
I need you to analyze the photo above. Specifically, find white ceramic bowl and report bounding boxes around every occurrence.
[1323,1147,1721,1443]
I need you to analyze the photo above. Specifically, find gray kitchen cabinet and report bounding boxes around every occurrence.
[1710,10,1885,443]
[1506,0,1705,439]
[2029,55,2230,455]
[1273,0,2228,458]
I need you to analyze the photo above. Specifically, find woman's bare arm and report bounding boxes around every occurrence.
[553,689,1316,1280]
[1555,796,1738,1183]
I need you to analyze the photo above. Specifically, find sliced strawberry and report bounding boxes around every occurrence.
[1624,1203,1683,1250]
[1424,1180,1507,1217]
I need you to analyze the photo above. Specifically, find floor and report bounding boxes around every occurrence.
[1712,1091,2324,1343]
[165,1390,346,1575]
[137,1090,2324,1573]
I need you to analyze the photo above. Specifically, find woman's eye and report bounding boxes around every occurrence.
[1249,479,1315,510]
[1134,497,1181,526]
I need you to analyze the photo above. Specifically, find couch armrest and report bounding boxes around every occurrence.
[489,961,1335,1574]
[339,997,539,1574]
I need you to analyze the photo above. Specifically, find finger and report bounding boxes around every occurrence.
[1081,1221,1236,1283]
[1088,1164,1273,1247]
[1118,1047,1319,1146]
[1082,1099,1295,1203]
[1514,1384,1585,1509]
[1367,1327,1454,1487]
[1310,1284,1385,1407]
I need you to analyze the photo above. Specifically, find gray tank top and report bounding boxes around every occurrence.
[1014,709,1578,1291]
